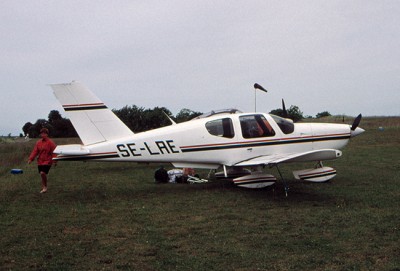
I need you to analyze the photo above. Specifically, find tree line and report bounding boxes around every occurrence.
[22,107,202,138]
[22,104,331,138]
[22,110,78,138]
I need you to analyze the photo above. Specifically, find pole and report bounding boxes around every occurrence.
[253,83,268,112]
[254,89,257,112]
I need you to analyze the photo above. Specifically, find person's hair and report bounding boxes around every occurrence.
[40,128,49,134]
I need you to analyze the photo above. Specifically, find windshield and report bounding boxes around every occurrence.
[270,114,294,134]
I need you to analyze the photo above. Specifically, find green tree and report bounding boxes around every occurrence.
[269,108,284,117]
[49,118,77,137]
[269,105,303,122]
[24,106,203,137]
[22,122,33,136]
[113,106,174,132]
[142,107,173,131]
[48,110,63,123]
[28,119,48,138]
[113,105,145,132]
[47,110,77,137]
[316,111,331,118]
[23,110,77,138]
[287,105,303,122]
[175,108,202,123]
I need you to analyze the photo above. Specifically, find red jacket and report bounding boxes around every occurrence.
[29,138,57,165]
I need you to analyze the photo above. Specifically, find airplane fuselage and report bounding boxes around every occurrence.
[55,112,353,168]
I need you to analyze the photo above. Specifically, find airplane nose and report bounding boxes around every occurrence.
[350,127,365,137]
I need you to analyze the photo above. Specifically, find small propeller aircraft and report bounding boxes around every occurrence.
[50,81,364,193]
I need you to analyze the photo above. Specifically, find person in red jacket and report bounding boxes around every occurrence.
[28,128,57,193]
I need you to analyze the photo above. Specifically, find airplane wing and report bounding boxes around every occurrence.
[234,149,342,167]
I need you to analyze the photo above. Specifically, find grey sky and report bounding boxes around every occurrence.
[1,0,399,135]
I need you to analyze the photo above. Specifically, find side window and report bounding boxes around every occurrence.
[205,118,235,138]
[240,115,275,138]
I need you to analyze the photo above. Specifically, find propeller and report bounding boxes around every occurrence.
[350,114,365,137]
[282,99,288,118]
[254,83,268,93]
[351,114,362,131]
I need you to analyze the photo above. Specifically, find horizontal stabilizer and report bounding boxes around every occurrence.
[54,144,90,155]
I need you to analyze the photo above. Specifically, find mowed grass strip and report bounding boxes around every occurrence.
[0,118,399,270]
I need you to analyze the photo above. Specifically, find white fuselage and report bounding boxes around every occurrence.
[56,112,353,169]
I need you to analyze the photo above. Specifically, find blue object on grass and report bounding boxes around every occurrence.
[11,169,23,174]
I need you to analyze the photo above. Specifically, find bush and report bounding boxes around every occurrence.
[316,111,332,118]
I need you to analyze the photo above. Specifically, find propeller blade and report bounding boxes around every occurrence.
[282,99,288,118]
[351,114,362,131]
[254,83,268,93]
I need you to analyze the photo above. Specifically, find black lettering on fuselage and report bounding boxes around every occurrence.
[117,144,130,157]
[117,140,180,157]
[144,142,160,155]
[156,141,170,154]
[127,143,141,156]
[166,140,179,154]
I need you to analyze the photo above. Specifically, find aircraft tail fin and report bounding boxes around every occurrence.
[50,81,134,146]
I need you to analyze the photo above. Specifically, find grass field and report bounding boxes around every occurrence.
[1,117,399,270]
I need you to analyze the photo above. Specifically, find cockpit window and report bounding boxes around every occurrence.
[239,115,275,138]
[205,118,235,138]
[270,114,295,134]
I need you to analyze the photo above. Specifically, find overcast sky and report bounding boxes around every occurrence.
[1,0,399,135]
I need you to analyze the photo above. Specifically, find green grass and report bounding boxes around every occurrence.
[1,118,399,270]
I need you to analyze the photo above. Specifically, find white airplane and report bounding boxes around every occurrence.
[50,81,364,193]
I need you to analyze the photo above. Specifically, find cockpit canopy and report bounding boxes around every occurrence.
[204,113,294,139]
[194,108,242,120]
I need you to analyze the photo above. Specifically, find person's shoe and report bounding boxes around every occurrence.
[40,188,47,193]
